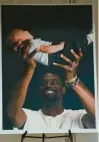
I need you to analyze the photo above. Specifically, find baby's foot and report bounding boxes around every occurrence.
[86,30,93,45]
[59,41,65,50]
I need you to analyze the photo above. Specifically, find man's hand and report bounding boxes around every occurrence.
[53,48,83,81]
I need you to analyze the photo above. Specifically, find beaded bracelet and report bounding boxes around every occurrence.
[65,75,77,83]
[65,76,80,88]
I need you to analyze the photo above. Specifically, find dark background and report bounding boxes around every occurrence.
[2,5,94,129]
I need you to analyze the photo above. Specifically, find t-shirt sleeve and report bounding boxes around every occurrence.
[22,108,39,130]
[28,38,42,53]
[13,108,38,130]
[32,38,52,50]
[72,109,95,128]
[40,40,52,46]
[81,113,96,128]
[72,109,87,128]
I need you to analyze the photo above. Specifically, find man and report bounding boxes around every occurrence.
[7,29,95,130]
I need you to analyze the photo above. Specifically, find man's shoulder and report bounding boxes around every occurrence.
[64,109,86,113]
[22,108,41,116]
[64,109,87,118]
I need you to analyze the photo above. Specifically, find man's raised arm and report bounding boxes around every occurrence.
[53,49,95,118]
[7,60,36,128]
[6,29,36,128]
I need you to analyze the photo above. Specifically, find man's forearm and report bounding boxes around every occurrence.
[72,81,95,117]
[7,66,36,119]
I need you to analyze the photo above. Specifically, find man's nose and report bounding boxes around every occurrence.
[47,82,52,88]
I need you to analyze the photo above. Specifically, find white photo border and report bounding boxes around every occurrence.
[0,5,2,131]
[0,3,98,134]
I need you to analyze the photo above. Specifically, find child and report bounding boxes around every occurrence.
[7,29,65,66]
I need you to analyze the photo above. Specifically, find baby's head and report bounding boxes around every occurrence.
[6,29,34,51]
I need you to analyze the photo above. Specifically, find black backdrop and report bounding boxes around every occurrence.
[1,5,95,129]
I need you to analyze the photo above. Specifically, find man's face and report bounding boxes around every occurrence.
[40,73,65,102]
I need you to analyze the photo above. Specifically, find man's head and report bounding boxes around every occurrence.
[39,67,66,105]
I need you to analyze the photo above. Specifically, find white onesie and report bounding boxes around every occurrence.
[29,38,52,66]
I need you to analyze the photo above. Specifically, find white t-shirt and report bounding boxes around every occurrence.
[17,109,87,131]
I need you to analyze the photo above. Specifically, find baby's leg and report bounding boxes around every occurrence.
[37,42,65,54]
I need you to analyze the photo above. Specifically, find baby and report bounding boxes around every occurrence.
[7,29,65,66]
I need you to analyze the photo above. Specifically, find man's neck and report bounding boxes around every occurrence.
[41,101,64,117]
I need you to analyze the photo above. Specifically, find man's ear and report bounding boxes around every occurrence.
[62,86,66,95]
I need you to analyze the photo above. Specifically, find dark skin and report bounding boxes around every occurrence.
[53,50,95,118]
[7,29,95,128]
[40,73,65,117]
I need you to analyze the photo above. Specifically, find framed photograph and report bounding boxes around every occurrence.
[0,4,98,133]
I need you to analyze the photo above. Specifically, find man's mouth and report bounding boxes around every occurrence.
[45,90,55,96]
[46,90,54,94]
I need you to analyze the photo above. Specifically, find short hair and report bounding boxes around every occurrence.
[38,65,65,86]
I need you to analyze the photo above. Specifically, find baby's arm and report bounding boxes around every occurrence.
[37,42,65,54]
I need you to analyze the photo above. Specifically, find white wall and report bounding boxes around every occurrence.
[74,0,92,3]
[75,133,98,142]
[0,0,93,4]
[0,134,21,142]
[0,133,98,142]
[0,134,72,142]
